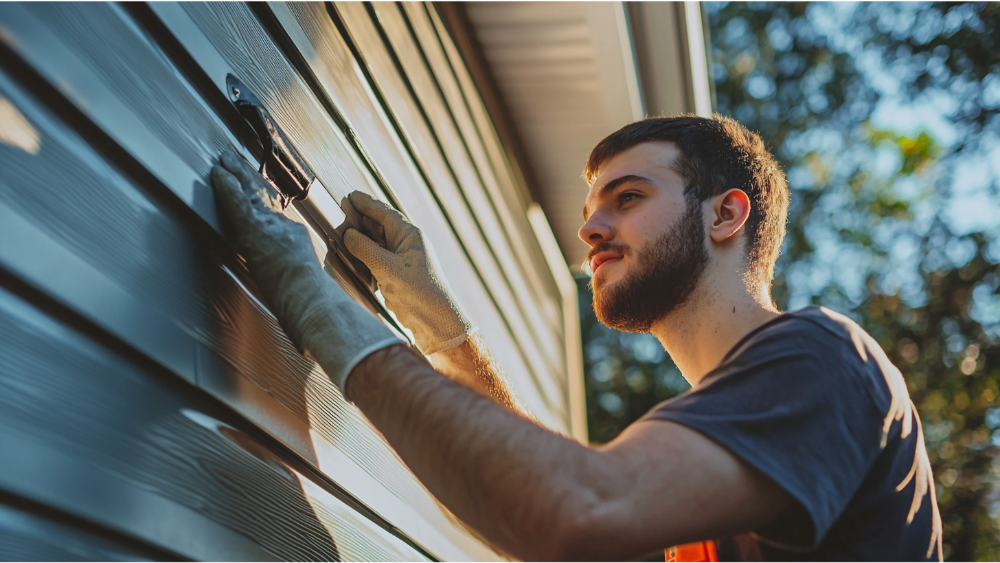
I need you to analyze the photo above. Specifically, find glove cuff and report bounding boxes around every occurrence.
[306,333,404,402]
[419,326,479,355]
[420,332,468,356]
[292,279,404,399]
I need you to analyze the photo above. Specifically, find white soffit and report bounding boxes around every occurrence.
[465,1,708,270]
[684,1,714,117]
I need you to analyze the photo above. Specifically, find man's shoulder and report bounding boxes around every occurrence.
[759,306,865,342]
[725,306,864,364]
[724,306,900,411]
[714,306,898,407]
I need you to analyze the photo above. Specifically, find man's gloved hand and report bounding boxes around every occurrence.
[211,152,402,397]
[342,191,474,355]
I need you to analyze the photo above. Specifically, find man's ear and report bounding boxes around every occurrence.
[709,189,751,243]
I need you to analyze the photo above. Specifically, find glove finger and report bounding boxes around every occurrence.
[347,191,415,250]
[344,227,397,275]
[339,195,363,231]
[211,165,255,234]
[340,196,387,248]
[347,191,407,228]
[220,151,282,212]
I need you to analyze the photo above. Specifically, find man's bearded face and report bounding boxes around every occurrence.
[590,196,710,332]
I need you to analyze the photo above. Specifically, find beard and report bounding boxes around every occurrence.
[591,197,710,333]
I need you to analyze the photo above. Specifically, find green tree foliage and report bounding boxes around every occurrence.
[579,2,1000,559]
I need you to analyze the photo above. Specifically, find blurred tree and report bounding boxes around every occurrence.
[579,2,1000,559]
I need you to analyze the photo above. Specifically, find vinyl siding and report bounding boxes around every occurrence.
[0,2,577,560]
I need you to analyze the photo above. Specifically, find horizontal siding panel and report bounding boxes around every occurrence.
[0,1,584,558]
[0,502,161,562]
[0,4,489,559]
[0,286,427,562]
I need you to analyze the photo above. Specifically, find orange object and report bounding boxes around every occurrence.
[665,540,718,562]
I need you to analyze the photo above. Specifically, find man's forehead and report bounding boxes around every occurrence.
[589,141,681,189]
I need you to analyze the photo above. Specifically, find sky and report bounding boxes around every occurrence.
[808,2,1000,237]
[718,1,1000,310]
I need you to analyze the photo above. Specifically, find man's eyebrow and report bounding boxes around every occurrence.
[582,174,654,220]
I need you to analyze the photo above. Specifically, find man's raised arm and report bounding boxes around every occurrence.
[428,332,532,418]
[347,343,791,561]
[210,153,790,560]
[341,191,530,418]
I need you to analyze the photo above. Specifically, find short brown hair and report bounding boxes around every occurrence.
[584,114,789,290]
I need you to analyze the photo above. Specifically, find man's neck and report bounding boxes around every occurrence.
[650,278,779,386]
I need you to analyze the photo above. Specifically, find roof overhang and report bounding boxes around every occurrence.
[438,1,713,271]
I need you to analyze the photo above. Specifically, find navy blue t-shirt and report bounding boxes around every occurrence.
[645,307,942,561]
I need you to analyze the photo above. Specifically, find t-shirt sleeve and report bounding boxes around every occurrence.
[643,320,884,548]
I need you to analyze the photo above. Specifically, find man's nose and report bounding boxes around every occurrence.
[578,212,614,246]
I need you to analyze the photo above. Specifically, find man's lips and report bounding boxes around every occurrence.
[590,251,623,274]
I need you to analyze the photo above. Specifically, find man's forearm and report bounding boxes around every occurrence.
[346,345,611,561]
[429,333,532,419]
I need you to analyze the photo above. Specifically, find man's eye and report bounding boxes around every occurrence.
[620,193,639,205]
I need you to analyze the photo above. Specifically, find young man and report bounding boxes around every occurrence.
[211,115,941,561]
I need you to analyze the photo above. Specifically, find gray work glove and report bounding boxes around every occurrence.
[342,192,474,355]
[211,152,402,397]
